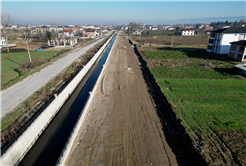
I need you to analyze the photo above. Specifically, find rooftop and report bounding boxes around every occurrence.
[181,29,194,31]
[230,40,246,46]
[212,27,246,34]
[84,28,96,32]
[63,29,73,32]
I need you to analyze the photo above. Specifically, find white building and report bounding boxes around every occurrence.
[180,29,195,36]
[164,26,173,30]
[207,27,246,54]
[0,36,15,49]
[219,25,230,29]
[87,25,95,29]
[167,27,174,30]
[58,29,74,37]
[152,26,158,30]
[0,36,6,48]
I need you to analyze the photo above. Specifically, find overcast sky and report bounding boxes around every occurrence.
[1,1,245,25]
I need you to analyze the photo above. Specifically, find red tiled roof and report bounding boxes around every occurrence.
[63,29,73,32]
[84,28,96,32]
[181,29,194,31]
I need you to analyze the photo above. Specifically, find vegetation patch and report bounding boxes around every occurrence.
[151,66,238,79]
[143,50,188,59]
[1,50,68,87]
[139,45,246,165]
[157,79,246,131]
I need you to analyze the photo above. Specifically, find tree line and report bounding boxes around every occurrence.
[210,19,245,29]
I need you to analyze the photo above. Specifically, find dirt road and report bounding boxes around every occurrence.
[65,31,181,165]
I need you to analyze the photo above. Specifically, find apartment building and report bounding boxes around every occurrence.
[207,27,246,54]
[180,29,195,36]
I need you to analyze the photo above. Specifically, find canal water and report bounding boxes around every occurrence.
[18,34,117,166]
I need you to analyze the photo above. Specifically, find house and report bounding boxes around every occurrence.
[164,26,173,30]
[152,26,158,30]
[101,29,108,33]
[180,29,195,36]
[198,24,205,29]
[135,30,142,35]
[167,27,174,30]
[83,28,97,37]
[205,26,214,31]
[0,36,6,48]
[205,30,213,35]
[58,29,74,37]
[11,25,18,29]
[0,36,15,49]
[207,27,246,54]
[228,40,246,62]
[219,25,230,29]
[87,25,94,29]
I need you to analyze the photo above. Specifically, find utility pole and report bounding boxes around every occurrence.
[24,31,32,63]
[82,30,85,44]
[171,34,174,47]
[71,34,74,49]
[139,25,141,39]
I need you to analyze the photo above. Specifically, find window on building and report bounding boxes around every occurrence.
[239,34,246,40]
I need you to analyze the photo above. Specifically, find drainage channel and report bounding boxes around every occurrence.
[18,34,117,166]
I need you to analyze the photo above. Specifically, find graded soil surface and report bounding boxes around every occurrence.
[65,31,185,165]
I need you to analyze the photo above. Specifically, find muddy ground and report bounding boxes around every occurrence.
[64,31,207,165]
[131,35,209,47]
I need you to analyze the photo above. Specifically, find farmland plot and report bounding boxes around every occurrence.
[140,46,246,165]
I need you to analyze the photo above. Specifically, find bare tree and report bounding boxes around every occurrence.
[1,13,15,52]
[128,22,137,34]
[49,22,60,39]
[24,24,31,38]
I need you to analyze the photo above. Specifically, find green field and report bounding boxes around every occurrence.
[143,48,246,132]
[150,66,238,79]
[143,50,188,59]
[157,79,246,132]
[1,50,61,85]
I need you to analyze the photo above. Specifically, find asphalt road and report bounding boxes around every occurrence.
[1,34,109,119]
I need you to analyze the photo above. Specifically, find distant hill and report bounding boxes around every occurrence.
[166,16,246,24]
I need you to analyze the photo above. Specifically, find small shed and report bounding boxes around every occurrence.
[228,40,246,62]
